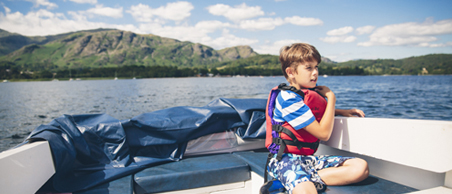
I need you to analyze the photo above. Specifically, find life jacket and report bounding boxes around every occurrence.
[265,83,327,159]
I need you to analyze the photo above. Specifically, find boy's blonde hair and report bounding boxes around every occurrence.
[279,43,321,79]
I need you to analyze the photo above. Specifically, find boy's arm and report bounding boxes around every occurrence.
[335,109,365,117]
[304,86,336,141]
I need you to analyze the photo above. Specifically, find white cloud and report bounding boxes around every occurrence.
[0,6,140,36]
[320,36,357,44]
[68,11,87,21]
[238,16,323,31]
[86,5,123,18]
[239,17,284,31]
[321,26,356,44]
[358,18,452,47]
[138,22,256,50]
[207,3,264,22]
[254,39,305,55]
[194,20,231,33]
[327,26,353,36]
[284,16,323,26]
[138,20,227,43]
[26,0,58,9]
[127,1,194,23]
[69,0,97,4]
[356,25,375,35]
[206,29,259,49]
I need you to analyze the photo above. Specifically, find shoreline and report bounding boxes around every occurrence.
[2,74,450,82]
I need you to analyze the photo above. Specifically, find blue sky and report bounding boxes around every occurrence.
[1,0,451,62]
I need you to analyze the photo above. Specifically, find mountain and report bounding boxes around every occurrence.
[1,28,450,76]
[0,29,258,70]
[0,28,114,57]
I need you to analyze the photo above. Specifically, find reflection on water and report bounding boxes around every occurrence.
[0,75,451,151]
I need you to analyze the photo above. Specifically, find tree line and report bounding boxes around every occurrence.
[0,62,368,80]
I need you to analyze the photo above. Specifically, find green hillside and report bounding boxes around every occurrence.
[212,53,452,76]
[0,29,257,71]
[0,28,113,57]
[337,54,452,75]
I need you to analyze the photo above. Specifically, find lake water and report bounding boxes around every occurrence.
[1,75,451,152]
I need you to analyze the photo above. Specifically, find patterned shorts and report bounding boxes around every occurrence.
[267,153,354,194]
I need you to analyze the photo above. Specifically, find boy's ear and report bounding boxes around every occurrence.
[286,67,295,78]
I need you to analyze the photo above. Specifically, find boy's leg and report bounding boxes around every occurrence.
[318,158,369,186]
[292,182,317,194]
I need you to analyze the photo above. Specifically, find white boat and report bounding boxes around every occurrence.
[0,98,451,194]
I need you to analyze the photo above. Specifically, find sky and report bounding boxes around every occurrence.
[0,0,451,62]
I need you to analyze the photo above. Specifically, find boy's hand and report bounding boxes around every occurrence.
[337,109,365,117]
[314,86,335,99]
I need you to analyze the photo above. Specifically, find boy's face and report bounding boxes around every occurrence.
[287,61,319,89]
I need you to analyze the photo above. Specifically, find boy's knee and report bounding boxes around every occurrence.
[348,158,369,181]
[293,181,317,194]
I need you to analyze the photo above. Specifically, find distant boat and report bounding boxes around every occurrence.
[323,74,328,78]
[2,80,9,83]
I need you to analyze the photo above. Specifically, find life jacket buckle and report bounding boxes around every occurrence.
[272,138,283,145]
[272,124,283,132]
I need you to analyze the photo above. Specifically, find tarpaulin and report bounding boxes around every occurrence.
[26,98,267,193]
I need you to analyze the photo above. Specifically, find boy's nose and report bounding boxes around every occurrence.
[313,69,318,76]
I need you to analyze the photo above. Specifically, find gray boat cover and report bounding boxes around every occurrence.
[26,98,267,193]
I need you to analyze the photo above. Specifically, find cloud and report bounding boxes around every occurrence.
[356,25,375,35]
[194,20,232,33]
[0,6,140,36]
[284,16,323,26]
[25,0,58,9]
[320,36,357,44]
[127,1,194,23]
[254,39,305,55]
[205,29,259,49]
[239,17,284,30]
[69,0,97,4]
[418,42,452,48]
[207,3,264,21]
[327,26,353,36]
[86,5,123,18]
[358,18,452,47]
[321,26,356,43]
[137,21,256,49]
[238,16,323,31]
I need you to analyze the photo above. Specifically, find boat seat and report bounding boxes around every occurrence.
[73,175,133,194]
[232,151,419,194]
[133,153,251,194]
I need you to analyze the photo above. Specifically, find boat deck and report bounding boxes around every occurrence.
[73,151,418,194]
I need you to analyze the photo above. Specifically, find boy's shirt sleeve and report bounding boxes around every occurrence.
[273,90,315,130]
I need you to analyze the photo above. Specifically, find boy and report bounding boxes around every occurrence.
[265,43,368,194]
